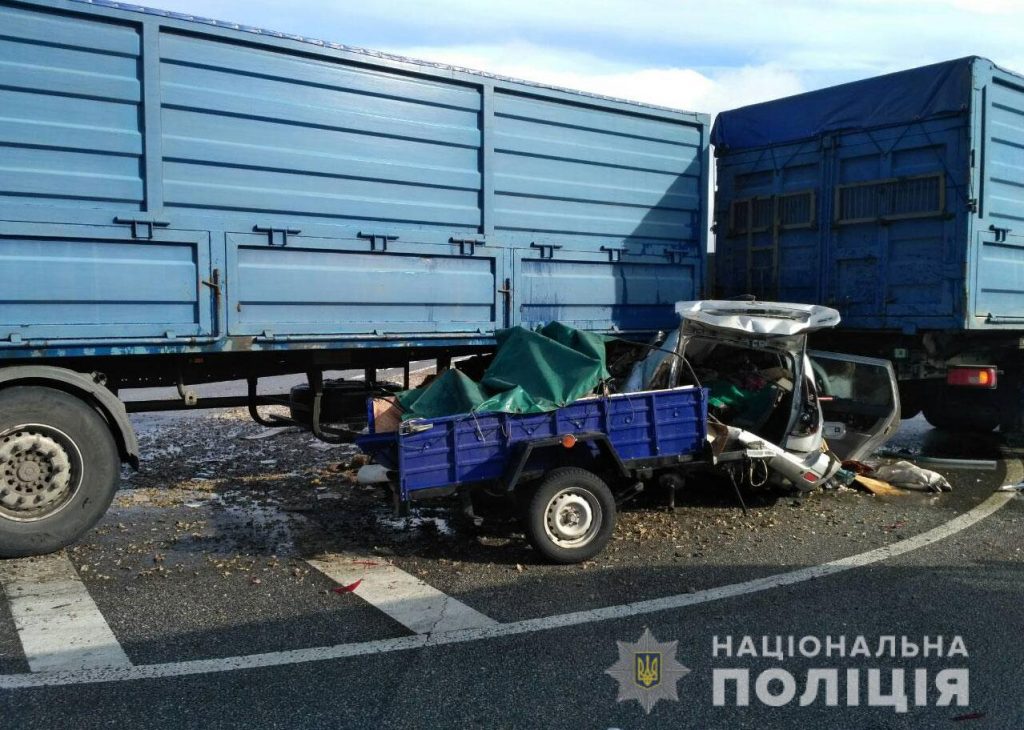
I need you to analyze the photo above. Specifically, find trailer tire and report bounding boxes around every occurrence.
[525,467,616,564]
[0,386,120,558]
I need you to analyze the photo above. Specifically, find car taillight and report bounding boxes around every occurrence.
[947,366,998,388]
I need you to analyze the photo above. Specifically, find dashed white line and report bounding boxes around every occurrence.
[0,487,1013,689]
[0,554,131,673]
[306,553,498,634]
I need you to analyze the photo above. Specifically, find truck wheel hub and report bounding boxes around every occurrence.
[0,427,79,520]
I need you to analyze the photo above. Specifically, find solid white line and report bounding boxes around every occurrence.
[0,554,131,673]
[0,487,1013,689]
[306,554,498,635]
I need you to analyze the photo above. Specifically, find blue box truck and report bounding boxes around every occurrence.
[712,56,1024,434]
[0,0,709,556]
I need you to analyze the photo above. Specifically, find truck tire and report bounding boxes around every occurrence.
[0,386,120,558]
[997,369,1024,434]
[922,387,1001,434]
[897,382,925,420]
[524,467,616,564]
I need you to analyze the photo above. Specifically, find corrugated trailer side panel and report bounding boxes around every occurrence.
[154,27,499,339]
[0,3,214,344]
[158,33,484,230]
[0,3,144,211]
[971,60,1024,326]
[0,0,708,359]
[493,93,704,330]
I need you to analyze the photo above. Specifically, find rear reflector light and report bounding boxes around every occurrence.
[947,367,997,388]
[802,471,819,483]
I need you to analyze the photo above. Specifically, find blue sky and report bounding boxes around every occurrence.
[146,0,1024,117]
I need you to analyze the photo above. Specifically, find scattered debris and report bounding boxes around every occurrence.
[841,460,875,476]
[314,489,344,502]
[307,439,348,451]
[357,464,392,485]
[376,509,454,537]
[873,461,952,493]
[844,459,953,495]
[332,579,362,594]
[242,427,302,441]
[353,454,371,468]
[853,475,905,497]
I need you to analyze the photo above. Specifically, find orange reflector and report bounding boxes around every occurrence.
[947,367,997,389]
[561,434,577,449]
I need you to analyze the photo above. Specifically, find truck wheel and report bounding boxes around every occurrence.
[923,392,1000,433]
[0,387,120,558]
[897,382,925,420]
[525,467,616,564]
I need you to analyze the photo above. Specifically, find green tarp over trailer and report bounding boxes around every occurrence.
[396,323,612,420]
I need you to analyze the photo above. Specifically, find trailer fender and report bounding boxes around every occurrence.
[0,365,140,468]
[500,431,629,493]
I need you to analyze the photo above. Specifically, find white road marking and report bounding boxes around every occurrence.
[0,554,131,673]
[0,487,1013,689]
[306,554,498,634]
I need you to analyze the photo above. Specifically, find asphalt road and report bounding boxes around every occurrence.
[1,408,1022,729]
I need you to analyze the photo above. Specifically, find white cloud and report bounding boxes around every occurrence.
[393,43,805,116]
[148,1,1024,67]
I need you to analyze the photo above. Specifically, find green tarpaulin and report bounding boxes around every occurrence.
[396,322,611,420]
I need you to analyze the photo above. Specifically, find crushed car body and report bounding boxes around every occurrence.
[631,300,901,488]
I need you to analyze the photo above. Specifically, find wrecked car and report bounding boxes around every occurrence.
[357,301,901,564]
[633,300,901,482]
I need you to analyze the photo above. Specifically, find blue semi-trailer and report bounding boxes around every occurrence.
[712,57,1024,434]
[0,0,709,556]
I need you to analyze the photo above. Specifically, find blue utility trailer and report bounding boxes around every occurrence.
[0,0,709,556]
[712,57,1024,433]
[358,386,709,562]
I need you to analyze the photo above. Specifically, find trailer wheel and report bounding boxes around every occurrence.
[525,467,616,564]
[0,387,120,558]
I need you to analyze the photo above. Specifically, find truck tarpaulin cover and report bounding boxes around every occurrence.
[710,56,973,150]
[396,323,611,420]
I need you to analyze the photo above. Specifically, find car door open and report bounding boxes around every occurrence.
[809,351,901,461]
